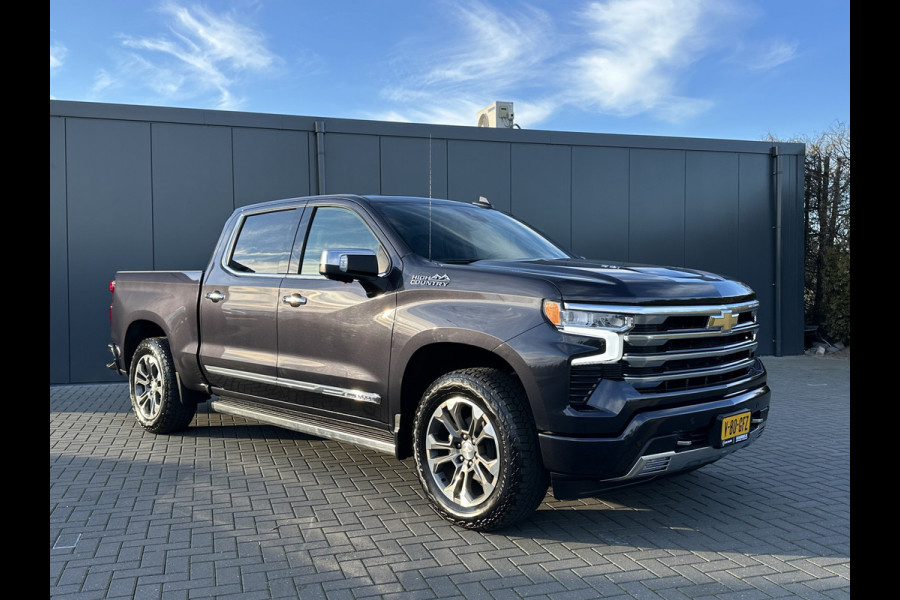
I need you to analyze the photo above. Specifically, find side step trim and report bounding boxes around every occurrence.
[205,365,381,404]
[210,398,394,455]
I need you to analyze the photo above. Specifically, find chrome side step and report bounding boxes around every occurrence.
[210,397,395,455]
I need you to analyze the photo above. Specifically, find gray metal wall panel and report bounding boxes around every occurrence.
[50,117,69,384]
[629,149,686,265]
[779,153,805,355]
[511,144,572,247]
[233,128,311,207]
[380,136,448,199]
[48,101,806,382]
[65,118,153,383]
[324,133,380,194]
[739,153,776,355]
[151,123,235,270]
[571,146,630,262]
[685,151,740,278]
[447,140,511,212]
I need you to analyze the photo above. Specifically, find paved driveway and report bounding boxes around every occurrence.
[50,355,850,599]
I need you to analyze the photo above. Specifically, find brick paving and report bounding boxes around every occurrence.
[51,355,850,599]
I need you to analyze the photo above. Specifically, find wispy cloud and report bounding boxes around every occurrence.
[567,0,730,121]
[376,0,795,128]
[742,39,798,70]
[414,1,556,89]
[376,0,559,126]
[91,68,119,97]
[103,1,280,110]
[50,42,67,74]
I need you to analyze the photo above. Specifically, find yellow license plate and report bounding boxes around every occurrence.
[720,411,751,446]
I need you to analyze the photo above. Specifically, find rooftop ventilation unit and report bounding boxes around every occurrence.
[476,101,515,128]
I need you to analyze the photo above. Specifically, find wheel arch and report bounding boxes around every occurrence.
[395,342,520,459]
[123,320,167,369]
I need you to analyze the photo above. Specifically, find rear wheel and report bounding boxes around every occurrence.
[129,337,197,434]
[413,368,548,531]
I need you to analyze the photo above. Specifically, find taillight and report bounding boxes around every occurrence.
[109,280,116,324]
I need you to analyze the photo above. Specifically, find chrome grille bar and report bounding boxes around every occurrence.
[564,300,759,317]
[625,322,759,346]
[624,339,758,367]
[625,357,757,384]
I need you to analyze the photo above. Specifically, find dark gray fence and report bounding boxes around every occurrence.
[50,100,805,384]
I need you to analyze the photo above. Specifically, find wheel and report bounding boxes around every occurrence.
[413,368,548,531]
[129,337,197,434]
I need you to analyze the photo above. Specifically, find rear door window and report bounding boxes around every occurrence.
[228,209,301,274]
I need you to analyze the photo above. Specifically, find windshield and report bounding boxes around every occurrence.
[374,200,572,263]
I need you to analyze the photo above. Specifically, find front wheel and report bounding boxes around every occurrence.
[413,368,548,531]
[129,337,197,434]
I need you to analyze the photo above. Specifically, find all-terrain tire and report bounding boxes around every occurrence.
[413,368,549,531]
[128,337,198,434]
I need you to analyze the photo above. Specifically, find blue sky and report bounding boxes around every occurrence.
[50,0,849,142]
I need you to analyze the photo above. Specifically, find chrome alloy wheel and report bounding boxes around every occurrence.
[425,396,501,508]
[132,354,164,421]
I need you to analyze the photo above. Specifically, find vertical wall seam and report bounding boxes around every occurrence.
[771,145,783,356]
[682,150,687,267]
[149,122,156,270]
[569,146,573,248]
[736,153,742,281]
[507,142,516,215]
[62,116,72,383]
[230,127,236,210]
[314,121,326,195]
[626,149,631,262]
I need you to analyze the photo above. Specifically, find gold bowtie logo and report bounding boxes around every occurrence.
[708,310,739,332]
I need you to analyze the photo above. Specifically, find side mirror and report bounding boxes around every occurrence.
[319,249,379,283]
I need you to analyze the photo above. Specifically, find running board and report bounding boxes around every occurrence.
[210,397,395,455]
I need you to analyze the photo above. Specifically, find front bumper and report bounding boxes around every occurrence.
[541,383,770,499]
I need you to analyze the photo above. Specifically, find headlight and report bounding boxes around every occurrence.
[543,300,635,364]
[543,300,634,334]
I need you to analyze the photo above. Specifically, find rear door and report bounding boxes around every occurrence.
[276,200,396,424]
[198,203,305,400]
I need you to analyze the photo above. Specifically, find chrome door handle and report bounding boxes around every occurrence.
[205,291,225,303]
[282,293,308,307]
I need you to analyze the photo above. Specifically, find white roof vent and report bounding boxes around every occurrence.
[476,101,516,128]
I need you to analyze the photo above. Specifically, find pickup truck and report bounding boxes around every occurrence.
[108,194,770,531]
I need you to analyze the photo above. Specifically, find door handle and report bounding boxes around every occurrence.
[282,293,308,307]
[205,291,225,303]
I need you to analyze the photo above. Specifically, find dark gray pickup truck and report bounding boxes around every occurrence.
[108,194,770,531]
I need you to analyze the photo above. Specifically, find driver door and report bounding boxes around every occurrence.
[276,202,396,424]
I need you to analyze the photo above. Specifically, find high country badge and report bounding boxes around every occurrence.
[410,273,451,287]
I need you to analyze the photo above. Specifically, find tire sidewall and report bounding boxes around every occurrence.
[413,372,518,525]
[128,338,181,432]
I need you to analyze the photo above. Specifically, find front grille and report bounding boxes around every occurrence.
[569,300,760,400]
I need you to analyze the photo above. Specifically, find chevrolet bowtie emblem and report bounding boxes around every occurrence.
[708,310,739,332]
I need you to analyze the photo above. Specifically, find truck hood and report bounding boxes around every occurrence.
[470,258,755,304]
